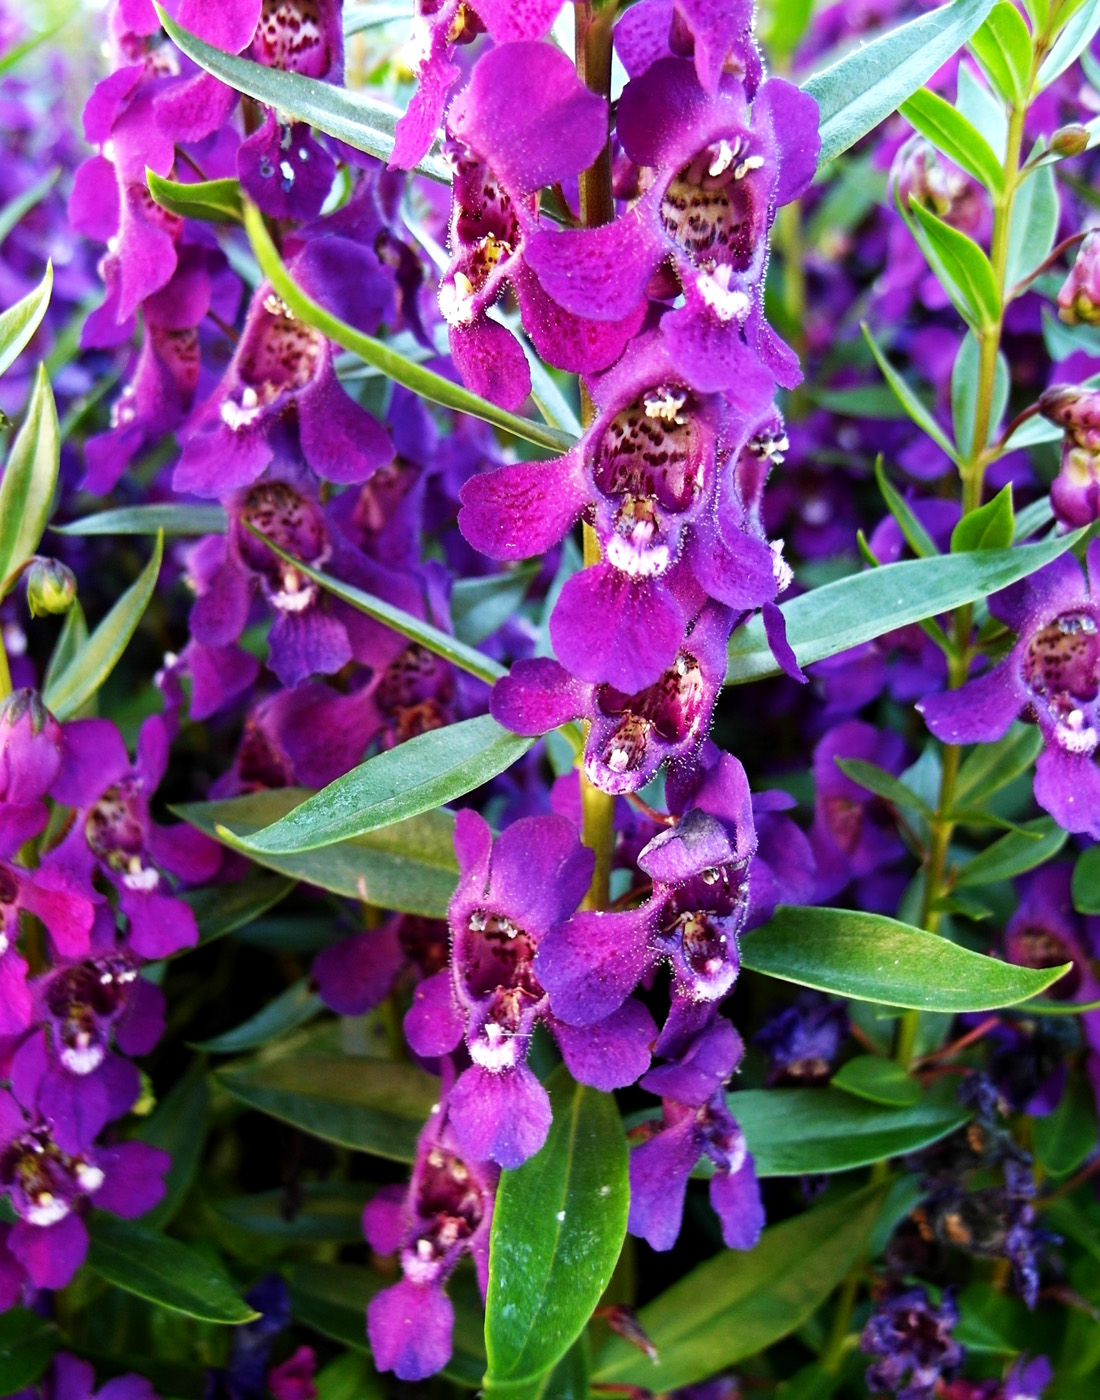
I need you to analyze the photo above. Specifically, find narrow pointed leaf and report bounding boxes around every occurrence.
[1038,0,1100,86]
[147,169,243,223]
[217,1182,369,1242]
[138,1061,210,1230]
[803,0,997,167]
[970,2,1032,103]
[874,456,939,557]
[592,1184,887,1391]
[900,88,1004,193]
[740,905,1071,1009]
[831,1056,922,1107]
[0,364,59,593]
[908,199,1000,329]
[182,871,295,945]
[215,1054,439,1161]
[1073,843,1100,914]
[154,4,451,183]
[950,484,1014,552]
[1006,160,1059,290]
[486,1066,629,1385]
[176,792,459,917]
[86,1216,257,1324]
[0,168,60,250]
[1033,1067,1097,1176]
[953,723,1043,807]
[0,261,52,378]
[42,532,163,719]
[53,503,228,536]
[863,324,959,462]
[191,979,321,1053]
[835,758,934,818]
[242,202,575,455]
[452,563,542,645]
[0,1310,58,1393]
[726,528,1087,684]
[953,816,1068,887]
[218,716,533,856]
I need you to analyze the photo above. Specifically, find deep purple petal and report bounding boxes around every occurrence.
[917,660,1023,743]
[458,449,588,561]
[94,1142,170,1218]
[448,1063,551,1168]
[404,969,466,1058]
[314,926,404,1017]
[524,209,666,322]
[448,319,531,413]
[627,1116,697,1251]
[551,565,686,691]
[491,659,592,735]
[488,814,593,933]
[710,1152,764,1249]
[553,998,656,1089]
[1035,746,1100,838]
[367,1278,454,1381]
[537,906,654,1025]
[10,1213,87,1290]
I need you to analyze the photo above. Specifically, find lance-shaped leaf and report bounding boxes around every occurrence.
[0,364,59,595]
[863,324,960,463]
[0,261,52,378]
[874,456,939,558]
[803,0,996,167]
[218,1182,370,1243]
[970,2,1032,104]
[242,203,575,456]
[54,503,228,536]
[176,792,459,918]
[740,905,1070,1009]
[182,871,295,946]
[953,816,1068,887]
[216,716,533,857]
[147,169,243,223]
[215,1054,440,1161]
[592,1184,886,1391]
[0,168,60,250]
[831,1057,921,1108]
[86,1216,258,1324]
[485,1067,629,1385]
[1038,0,1100,86]
[155,4,450,183]
[138,1062,210,1231]
[900,88,1004,193]
[191,979,322,1053]
[908,199,1000,331]
[0,1310,58,1394]
[42,532,163,719]
[726,527,1087,684]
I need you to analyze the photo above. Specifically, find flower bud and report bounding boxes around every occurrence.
[1057,230,1100,326]
[25,558,77,617]
[1039,384,1100,526]
[0,687,63,803]
[1051,124,1090,157]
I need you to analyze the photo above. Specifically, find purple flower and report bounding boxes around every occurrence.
[615,0,763,99]
[34,950,165,1078]
[524,57,818,394]
[438,42,643,409]
[313,914,448,1017]
[754,991,847,1086]
[46,716,221,959]
[918,543,1100,838]
[389,0,565,171]
[860,1285,963,1400]
[490,601,734,793]
[1058,230,1100,326]
[404,811,655,1167]
[267,1348,317,1400]
[173,275,393,497]
[364,1095,499,1380]
[0,690,64,804]
[40,1354,158,1400]
[1038,385,1100,528]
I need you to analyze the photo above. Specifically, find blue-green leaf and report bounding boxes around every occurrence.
[740,905,1070,1009]
[485,1067,629,1385]
[0,261,52,378]
[908,198,1000,330]
[1073,842,1100,914]
[874,456,939,558]
[217,1182,369,1242]
[950,331,1009,457]
[1006,161,1059,290]
[0,364,59,594]
[53,503,228,537]
[950,485,1014,552]
[1038,0,1100,86]
[864,323,960,462]
[953,816,1068,887]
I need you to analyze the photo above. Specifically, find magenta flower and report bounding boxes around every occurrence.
[364,1094,498,1381]
[404,811,655,1167]
[1057,229,1100,326]
[524,57,819,393]
[438,42,644,410]
[0,690,64,805]
[42,1354,159,1400]
[34,951,165,1078]
[918,543,1100,838]
[615,0,763,98]
[1038,385,1100,529]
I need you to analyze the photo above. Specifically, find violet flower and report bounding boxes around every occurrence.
[918,543,1100,838]
[33,948,165,1078]
[1038,385,1100,528]
[615,0,763,99]
[754,991,848,1086]
[0,689,64,804]
[523,57,819,394]
[364,1094,499,1380]
[1057,229,1100,326]
[38,1354,158,1400]
[860,1285,963,1400]
[404,811,655,1167]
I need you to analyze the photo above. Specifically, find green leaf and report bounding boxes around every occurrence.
[53,503,227,536]
[1006,160,1058,290]
[138,1060,210,1230]
[0,168,60,251]
[215,1054,438,1161]
[176,791,458,917]
[970,2,1033,103]
[0,364,59,594]
[147,169,243,223]
[1073,843,1100,914]
[951,485,1014,552]
[803,0,997,167]
[727,1086,966,1174]
[592,1184,887,1391]
[191,978,321,1053]
[315,1352,383,1400]
[42,532,163,720]
[1034,1066,1098,1176]
[42,602,88,705]
[485,1339,590,1400]
[86,1215,257,1324]
[218,716,533,857]
[0,9,76,78]
[155,5,450,183]
[740,905,1071,1009]
[953,815,1068,887]
[908,198,1000,330]
[950,332,1009,457]
[726,527,1087,685]
[241,203,574,457]
[954,723,1043,808]
[863,324,960,462]
[900,88,1004,193]
[874,456,939,558]
[0,261,52,378]
[832,1056,922,1107]
[0,1310,58,1394]
[216,1182,369,1242]
[182,870,295,945]
[835,757,934,818]
[452,563,541,645]
[485,1066,629,1385]
[241,521,504,684]
[1038,0,1100,86]
[956,62,1008,154]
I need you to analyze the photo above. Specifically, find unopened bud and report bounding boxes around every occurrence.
[1057,229,1100,326]
[0,688,63,803]
[1039,384,1100,527]
[25,558,77,617]
[1051,124,1090,157]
